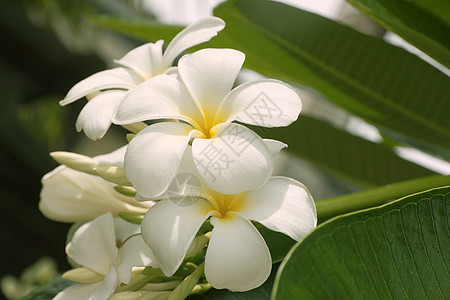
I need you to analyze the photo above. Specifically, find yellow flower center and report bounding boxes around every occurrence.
[205,190,244,219]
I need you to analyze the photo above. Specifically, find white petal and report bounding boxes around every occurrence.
[215,79,301,127]
[88,264,118,300]
[238,176,317,241]
[141,199,214,276]
[114,217,141,244]
[66,213,118,275]
[124,122,201,198]
[118,234,159,284]
[114,75,203,128]
[161,17,225,70]
[263,139,287,157]
[39,167,142,223]
[114,41,164,80]
[76,90,127,141]
[205,212,271,291]
[192,123,272,194]
[178,49,245,122]
[54,283,101,300]
[60,68,141,106]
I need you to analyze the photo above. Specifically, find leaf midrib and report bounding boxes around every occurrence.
[227,2,450,139]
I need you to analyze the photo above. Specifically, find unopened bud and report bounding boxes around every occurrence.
[168,263,204,300]
[50,152,98,175]
[94,165,131,186]
[114,185,137,197]
[185,236,208,259]
[62,267,103,284]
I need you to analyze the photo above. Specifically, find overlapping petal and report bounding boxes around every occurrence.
[205,212,271,291]
[66,213,117,275]
[141,199,214,276]
[215,79,301,127]
[161,17,225,70]
[237,177,317,241]
[263,139,287,157]
[178,49,245,121]
[113,75,202,127]
[114,40,164,80]
[117,234,159,284]
[76,90,127,141]
[124,122,202,198]
[192,123,272,194]
[88,264,118,300]
[60,68,140,106]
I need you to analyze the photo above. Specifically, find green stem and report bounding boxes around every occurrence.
[316,175,450,222]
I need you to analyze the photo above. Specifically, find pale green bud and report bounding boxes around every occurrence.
[50,152,98,175]
[94,164,131,186]
[114,185,137,197]
[62,267,103,284]
[185,236,209,259]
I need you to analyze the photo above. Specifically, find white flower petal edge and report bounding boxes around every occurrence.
[263,139,287,157]
[192,123,273,194]
[124,122,203,198]
[238,176,317,241]
[53,282,101,300]
[178,48,245,119]
[113,74,202,127]
[215,79,302,127]
[114,40,164,80]
[205,212,271,292]
[117,234,159,284]
[66,213,118,275]
[60,68,140,106]
[88,264,118,300]
[141,199,214,276]
[161,17,225,70]
[76,90,127,141]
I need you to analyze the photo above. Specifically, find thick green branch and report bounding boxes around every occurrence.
[316,175,450,222]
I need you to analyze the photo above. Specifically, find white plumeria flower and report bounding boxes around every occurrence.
[114,48,301,198]
[54,213,158,300]
[59,17,225,141]
[140,157,316,292]
[39,147,150,222]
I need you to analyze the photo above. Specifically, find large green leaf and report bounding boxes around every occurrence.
[406,0,450,27]
[213,0,450,149]
[254,116,435,187]
[346,0,450,68]
[272,186,450,300]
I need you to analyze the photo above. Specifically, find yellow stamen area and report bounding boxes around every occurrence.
[192,104,226,140]
[205,190,245,220]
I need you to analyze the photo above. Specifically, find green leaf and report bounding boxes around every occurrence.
[254,116,436,187]
[213,0,450,150]
[272,186,450,300]
[346,0,450,68]
[21,278,74,300]
[91,16,182,42]
[406,0,450,27]
[255,223,296,264]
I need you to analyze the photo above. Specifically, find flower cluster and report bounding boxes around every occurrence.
[40,17,317,300]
